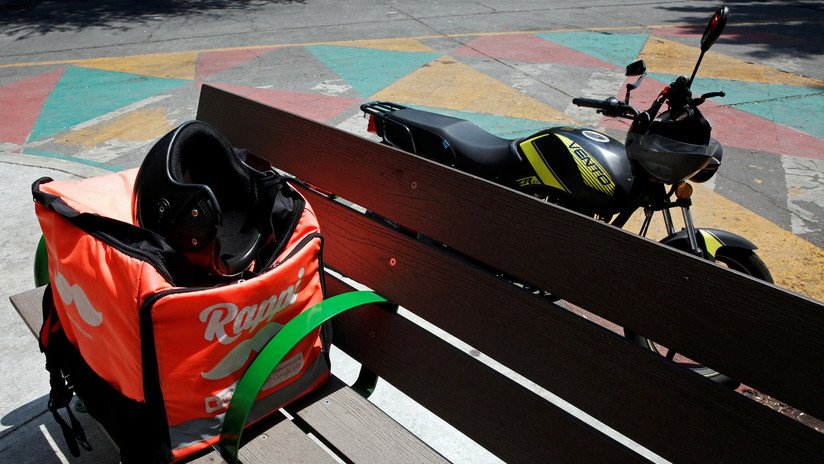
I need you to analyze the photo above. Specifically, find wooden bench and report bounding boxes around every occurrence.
[10,83,824,463]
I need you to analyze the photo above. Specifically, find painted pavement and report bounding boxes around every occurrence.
[1,24,823,302]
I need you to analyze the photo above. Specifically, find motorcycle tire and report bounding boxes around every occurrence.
[624,247,773,388]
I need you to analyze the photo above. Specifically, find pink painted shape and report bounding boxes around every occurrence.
[722,28,814,48]
[207,83,360,122]
[650,25,703,39]
[599,75,668,131]
[0,68,64,145]
[197,48,279,79]
[599,77,824,160]
[703,101,824,160]
[452,34,619,69]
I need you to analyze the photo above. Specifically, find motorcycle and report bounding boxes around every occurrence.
[361,7,772,385]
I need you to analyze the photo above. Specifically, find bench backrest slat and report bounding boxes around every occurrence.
[196,85,824,461]
[311,186,824,464]
[196,85,824,416]
[324,275,648,463]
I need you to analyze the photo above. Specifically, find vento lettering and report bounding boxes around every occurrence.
[555,133,616,196]
[200,268,305,344]
[570,143,612,186]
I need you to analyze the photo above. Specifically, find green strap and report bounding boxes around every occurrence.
[219,290,389,463]
[35,235,50,287]
[351,366,380,399]
[350,303,397,399]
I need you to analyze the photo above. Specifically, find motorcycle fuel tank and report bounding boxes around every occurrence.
[507,127,636,216]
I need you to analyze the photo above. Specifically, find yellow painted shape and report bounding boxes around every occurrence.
[3,18,819,76]
[640,38,824,88]
[372,56,575,124]
[624,183,824,303]
[60,108,174,148]
[332,38,434,52]
[76,51,199,80]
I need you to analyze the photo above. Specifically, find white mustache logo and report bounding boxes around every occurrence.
[201,321,283,380]
[54,272,103,327]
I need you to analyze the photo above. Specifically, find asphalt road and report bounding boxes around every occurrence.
[1,1,823,462]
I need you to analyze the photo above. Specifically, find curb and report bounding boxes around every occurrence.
[0,153,111,179]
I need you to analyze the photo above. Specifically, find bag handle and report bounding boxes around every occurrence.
[219,290,392,463]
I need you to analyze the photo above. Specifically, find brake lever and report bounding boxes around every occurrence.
[692,91,725,106]
[598,97,638,119]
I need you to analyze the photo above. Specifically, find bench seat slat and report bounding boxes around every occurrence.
[10,286,46,339]
[233,411,340,464]
[286,376,450,464]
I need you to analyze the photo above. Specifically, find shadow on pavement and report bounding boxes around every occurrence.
[0,0,306,39]
[0,395,119,464]
[657,1,824,60]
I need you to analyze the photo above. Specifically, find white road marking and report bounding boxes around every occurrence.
[783,155,824,235]
[39,424,71,464]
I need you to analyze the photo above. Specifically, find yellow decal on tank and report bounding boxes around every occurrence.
[519,134,567,192]
[516,176,542,187]
[555,134,615,195]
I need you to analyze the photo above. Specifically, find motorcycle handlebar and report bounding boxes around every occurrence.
[572,97,638,118]
[572,97,606,109]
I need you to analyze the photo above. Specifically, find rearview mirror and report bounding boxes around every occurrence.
[624,60,647,103]
[625,60,647,77]
[701,6,729,52]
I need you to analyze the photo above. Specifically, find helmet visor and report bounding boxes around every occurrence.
[626,133,713,183]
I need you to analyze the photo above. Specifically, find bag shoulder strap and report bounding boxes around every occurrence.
[39,284,91,456]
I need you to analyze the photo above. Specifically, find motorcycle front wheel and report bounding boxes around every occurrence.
[624,247,773,387]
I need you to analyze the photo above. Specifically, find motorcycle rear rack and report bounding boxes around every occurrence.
[361,101,408,117]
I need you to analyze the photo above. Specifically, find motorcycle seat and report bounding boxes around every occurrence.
[385,108,521,176]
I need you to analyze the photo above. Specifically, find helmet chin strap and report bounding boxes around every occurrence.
[215,232,262,277]
[197,168,286,281]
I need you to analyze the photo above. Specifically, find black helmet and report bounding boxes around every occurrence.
[134,121,273,280]
[626,108,714,183]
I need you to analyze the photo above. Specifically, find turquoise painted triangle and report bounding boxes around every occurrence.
[651,73,824,139]
[537,32,649,68]
[306,45,440,98]
[650,73,821,105]
[414,105,555,139]
[24,148,123,172]
[28,66,187,142]
[738,93,824,140]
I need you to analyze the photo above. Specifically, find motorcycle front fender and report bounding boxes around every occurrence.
[660,228,757,259]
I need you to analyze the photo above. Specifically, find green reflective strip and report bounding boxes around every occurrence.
[700,230,724,258]
[35,235,50,287]
[220,290,390,463]
[520,135,567,191]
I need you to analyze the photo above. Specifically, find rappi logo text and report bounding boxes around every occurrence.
[199,267,305,345]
